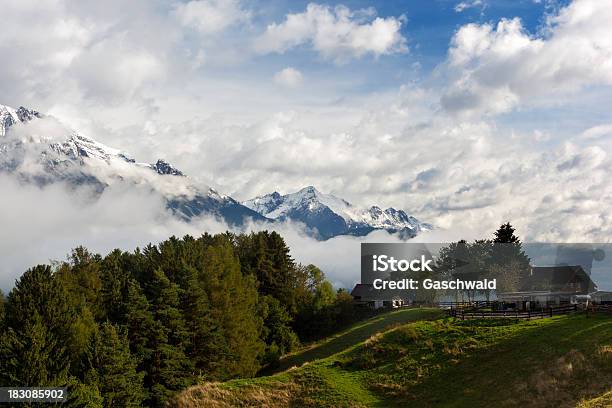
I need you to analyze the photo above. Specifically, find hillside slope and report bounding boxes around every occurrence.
[172,313,612,408]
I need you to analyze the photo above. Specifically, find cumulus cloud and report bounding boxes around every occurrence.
[273,67,303,88]
[173,0,251,34]
[442,0,612,116]
[254,3,407,63]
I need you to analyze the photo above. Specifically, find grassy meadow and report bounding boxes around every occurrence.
[172,310,612,407]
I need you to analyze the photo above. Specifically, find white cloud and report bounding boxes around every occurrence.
[442,0,612,116]
[454,0,485,13]
[173,0,250,34]
[69,37,166,102]
[254,3,407,63]
[0,172,409,292]
[273,67,303,88]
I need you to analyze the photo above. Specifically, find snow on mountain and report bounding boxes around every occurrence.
[243,186,432,240]
[0,105,42,137]
[1,104,429,239]
[0,103,267,225]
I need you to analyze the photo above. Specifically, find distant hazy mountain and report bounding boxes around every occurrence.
[243,186,432,240]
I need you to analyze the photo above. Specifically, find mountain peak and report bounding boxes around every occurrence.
[243,186,431,240]
[151,159,184,176]
[295,185,321,198]
[16,106,42,122]
[1,104,43,137]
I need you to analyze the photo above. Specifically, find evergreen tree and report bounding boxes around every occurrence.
[147,269,193,406]
[100,250,131,324]
[0,289,5,324]
[494,222,521,243]
[123,279,156,405]
[260,296,298,366]
[181,266,214,373]
[236,232,296,312]
[199,239,264,379]
[124,279,155,367]
[57,247,104,320]
[491,223,531,288]
[85,322,145,407]
[1,265,73,386]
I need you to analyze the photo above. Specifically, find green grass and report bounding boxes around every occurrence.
[260,307,443,375]
[174,312,612,408]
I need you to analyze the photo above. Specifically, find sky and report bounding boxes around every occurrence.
[1,0,612,289]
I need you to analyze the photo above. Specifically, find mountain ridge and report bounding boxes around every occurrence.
[1,103,431,239]
[243,186,432,240]
[0,103,267,225]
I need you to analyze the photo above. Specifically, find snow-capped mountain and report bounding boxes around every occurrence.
[243,186,432,240]
[1,104,431,239]
[0,104,266,225]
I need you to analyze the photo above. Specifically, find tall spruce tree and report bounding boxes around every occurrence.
[199,239,264,379]
[180,266,215,374]
[0,289,5,324]
[1,265,73,386]
[100,250,132,324]
[491,222,531,287]
[147,269,193,406]
[85,322,145,408]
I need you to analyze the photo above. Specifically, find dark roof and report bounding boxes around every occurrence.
[522,265,596,293]
[350,283,414,302]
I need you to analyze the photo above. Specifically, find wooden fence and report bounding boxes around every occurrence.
[447,304,578,320]
[588,304,612,315]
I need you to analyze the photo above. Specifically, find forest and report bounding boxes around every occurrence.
[0,223,532,407]
[0,231,359,407]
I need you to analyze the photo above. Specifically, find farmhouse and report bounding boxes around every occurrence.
[498,265,597,310]
[350,283,414,309]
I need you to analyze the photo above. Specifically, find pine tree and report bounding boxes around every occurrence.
[1,265,73,386]
[200,240,264,379]
[260,296,298,366]
[494,222,521,243]
[0,289,5,324]
[85,322,145,407]
[491,222,531,289]
[100,250,131,324]
[57,247,104,320]
[181,266,215,373]
[124,278,155,397]
[147,269,193,406]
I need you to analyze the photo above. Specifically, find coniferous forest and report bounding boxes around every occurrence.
[0,231,359,407]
